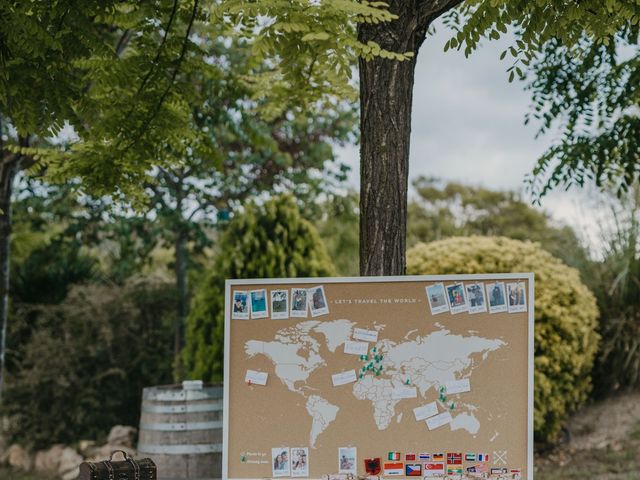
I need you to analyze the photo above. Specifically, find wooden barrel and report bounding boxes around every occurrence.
[137,384,223,480]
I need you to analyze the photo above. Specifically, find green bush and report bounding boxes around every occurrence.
[587,198,640,397]
[182,195,335,382]
[406,236,599,443]
[4,277,175,449]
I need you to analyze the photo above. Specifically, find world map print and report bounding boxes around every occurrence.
[245,320,506,448]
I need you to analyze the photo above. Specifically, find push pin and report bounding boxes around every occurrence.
[247,380,252,386]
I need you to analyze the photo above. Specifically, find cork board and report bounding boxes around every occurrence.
[223,274,534,480]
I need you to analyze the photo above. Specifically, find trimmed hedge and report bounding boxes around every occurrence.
[182,195,335,382]
[407,236,599,443]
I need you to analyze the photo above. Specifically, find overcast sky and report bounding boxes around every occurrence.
[335,26,602,249]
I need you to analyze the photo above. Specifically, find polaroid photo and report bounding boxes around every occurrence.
[445,283,468,314]
[291,447,309,477]
[465,282,487,314]
[250,289,269,319]
[507,281,527,313]
[486,281,508,313]
[231,290,250,319]
[308,285,330,317]
[290,288,309,317]
[426,283,449,315]
[272,447,291,477]
[271,289,289,319]
[338,447,357,475]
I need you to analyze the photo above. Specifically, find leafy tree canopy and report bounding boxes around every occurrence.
[216,0,640,112]
[525,25,640,199]
[407,177,590,269]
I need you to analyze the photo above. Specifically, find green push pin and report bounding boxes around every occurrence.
[359,373,363,379]
[450,402,455,410]
[405,379,411,385]
[373,346,377,352]
[241,454,247,463]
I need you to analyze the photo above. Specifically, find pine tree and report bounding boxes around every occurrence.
[182,195,335,382]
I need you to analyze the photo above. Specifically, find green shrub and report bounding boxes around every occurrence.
[4,277,175,449]
[587,199,640,397]
[407,236,599,443]
[182,195,335,382]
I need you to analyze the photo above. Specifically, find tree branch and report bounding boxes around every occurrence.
[135,0,180,97]
[417,0,464,27]
[122,0,199,153]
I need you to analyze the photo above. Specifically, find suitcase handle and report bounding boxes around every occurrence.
[108,451,140,480]
[109,450,130,461]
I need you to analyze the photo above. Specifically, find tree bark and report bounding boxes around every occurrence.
[358,0,462,276]
[0,152,21,402]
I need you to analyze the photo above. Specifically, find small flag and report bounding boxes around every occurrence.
[405,464,422,476]
[364,458,381,475]
[405,453,416,461]
[388,452,400,461]
[447,466,463,475]
[466,464,488,474]
[465,453,476,462]
[432,453,444,462]
[491,467,508,475]
[383,462,404,476]
[447,452,462,465]
[423,463,445,477]
[418,453,431,461]
[477,453,489,462]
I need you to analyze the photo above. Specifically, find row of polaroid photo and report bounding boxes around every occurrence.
[271,446,357,478]
[232,286,329,320]
[426,280,527,316]
[271,447,309,477]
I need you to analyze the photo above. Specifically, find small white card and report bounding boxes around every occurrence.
[344,340,368,356]
[353,328,379,343]
[426,411,453,430]
[245,370,268,386]
[445,378,471,395]
[413,401,439,421]
[391,386,417,400]
[332,370,357,386]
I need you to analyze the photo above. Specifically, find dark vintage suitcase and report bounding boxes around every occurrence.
[79,450,157,480]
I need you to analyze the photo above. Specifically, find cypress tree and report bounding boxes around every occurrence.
[182,195,335,382]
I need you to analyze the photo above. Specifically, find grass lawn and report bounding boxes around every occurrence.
[536,421,640,480]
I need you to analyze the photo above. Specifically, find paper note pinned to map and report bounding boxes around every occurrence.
[426,411,453,430]
[332,370,357,386]
[391,386,417,400]
[445,378,471,394]
[412,401,439,421]
[353,328,379,343]
[344,340,368,356]
[245,370,268,386]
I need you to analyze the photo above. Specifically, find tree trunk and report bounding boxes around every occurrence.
[174,226,189,359]
[358,0,460,276]
[0,153,20,402]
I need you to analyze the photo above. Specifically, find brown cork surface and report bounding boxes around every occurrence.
[225,277,531,479]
